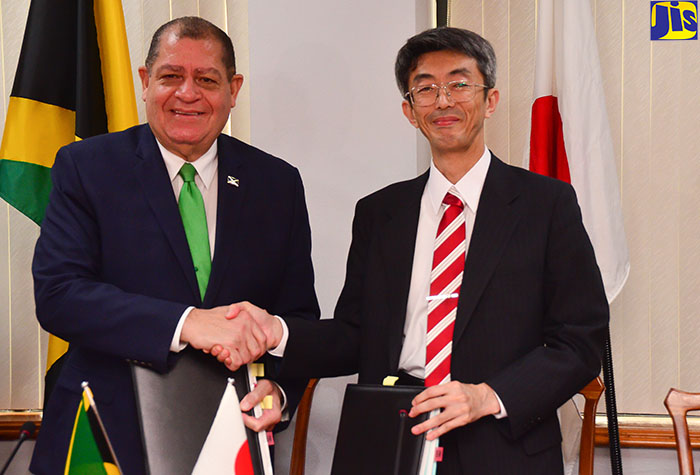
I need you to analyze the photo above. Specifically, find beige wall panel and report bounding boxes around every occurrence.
[198,0,230,139]
[198,1,226,30]
[505,0,535,168]
[9,207,39,409]
[0,0,29,135]
[226,0,250,143]
[195,0,228,135]
[1,0,31,410]
[450,0,483,34]
[594,0,623,179]
[648,38,682,414]
[198,0,236,138]
[170,0,199,19]
[142,0,171,54]
[482,0,510,161]
[0,2,26,410]
[0,208,8,407]
[123,0,147,123]
[139,0,170,126]
[678,41,700,392]
[602,0,626,404]
[593,2,625,410]
[617,0,652,413]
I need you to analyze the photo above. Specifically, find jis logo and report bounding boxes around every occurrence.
[651,1,698,40]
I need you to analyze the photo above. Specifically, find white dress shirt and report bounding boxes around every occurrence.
[398,146,505,418]
[398,146,490,376]
[157,140,219,352]
[159,140,219,258]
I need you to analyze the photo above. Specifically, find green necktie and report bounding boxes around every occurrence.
[178,163,211,300]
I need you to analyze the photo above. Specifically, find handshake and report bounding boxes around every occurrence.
[180,301,283,371]
[179,302,285,431]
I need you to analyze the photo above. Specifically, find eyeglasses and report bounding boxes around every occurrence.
[405,80,489,107]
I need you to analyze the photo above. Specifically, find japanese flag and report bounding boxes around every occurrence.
[526,0,630,303]
[193,381,254,474]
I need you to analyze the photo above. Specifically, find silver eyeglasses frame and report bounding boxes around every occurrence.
[404,80,490,106]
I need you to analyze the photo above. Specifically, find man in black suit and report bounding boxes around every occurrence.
[220,27,608,473]
[30,17,318,474]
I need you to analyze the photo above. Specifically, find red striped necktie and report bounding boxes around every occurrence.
[425,191,466,387]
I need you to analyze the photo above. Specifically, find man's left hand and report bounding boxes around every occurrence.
[240,379,282,432]
[408,381,501,440]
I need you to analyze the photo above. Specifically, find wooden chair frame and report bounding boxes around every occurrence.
[664,387,700,475]
[290,378,320,475]
[578,376,605,475]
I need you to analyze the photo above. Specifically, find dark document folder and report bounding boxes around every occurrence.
[331,384,429,475]
[131,348,266,474]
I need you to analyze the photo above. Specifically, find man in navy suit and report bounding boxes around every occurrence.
[220,27,608,474]
[30,17,319,474]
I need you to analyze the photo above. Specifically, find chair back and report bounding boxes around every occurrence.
[664,387,700,475]
[290,378,320,475]
[578,376,605,475]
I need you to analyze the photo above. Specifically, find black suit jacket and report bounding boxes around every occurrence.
[281,155,608,474]
[30,124,319,474]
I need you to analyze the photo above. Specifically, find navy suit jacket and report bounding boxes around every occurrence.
[30,124,319,474]
[281,156,608,474]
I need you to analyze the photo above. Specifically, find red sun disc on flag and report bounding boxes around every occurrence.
[234,440,254,474]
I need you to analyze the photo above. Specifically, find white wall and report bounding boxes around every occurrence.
[245,2,431,473]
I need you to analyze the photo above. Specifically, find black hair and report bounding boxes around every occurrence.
[395,27,496,96]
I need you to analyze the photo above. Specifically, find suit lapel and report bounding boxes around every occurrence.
[377,173,428,371]
[453,156,522,344]
[203,136,246,306]
[134,126,200,302]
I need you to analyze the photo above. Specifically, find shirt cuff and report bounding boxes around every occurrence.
[267,315,289,357]
[269,380,290,422]
[493,391,508,419]
[170,306,193,353]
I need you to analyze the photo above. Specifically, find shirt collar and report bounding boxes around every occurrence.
[426,145,491,215]
[158,139,219,190]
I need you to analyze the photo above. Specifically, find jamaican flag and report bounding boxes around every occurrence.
[65,382,122,475]
[0,0,138,401]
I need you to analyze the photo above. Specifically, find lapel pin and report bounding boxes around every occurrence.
[227,176,239,187]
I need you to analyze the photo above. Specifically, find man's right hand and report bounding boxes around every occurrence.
[227,301,283,348]
[180,305,268,370]
[209,302,283,369]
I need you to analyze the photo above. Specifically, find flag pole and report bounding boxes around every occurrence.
[436,0,448,27]
[603,331,623,474]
